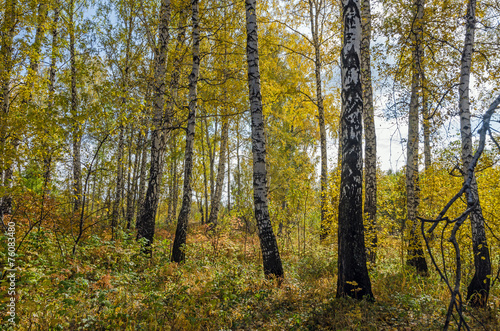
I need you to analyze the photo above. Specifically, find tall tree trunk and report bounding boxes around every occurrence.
[136,0,171,251]
[69,0,82,213]
[459,0,491,308]
[42,2,60,198]
[406,0,428,274]
[336,0,373,300]
[113,11,134,236]
[166,7,188,224]
[245,0,284,279]
[171,0,200,264]
[208,121,229,227]
[361,0,377,264]
[307,0,329,241]
[0,0,16,222]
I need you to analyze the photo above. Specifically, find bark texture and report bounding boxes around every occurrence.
[459,0,491,307]
[336,0,373,300]
[136,0,171,250]
[405,0,428,274]
[245,0,284,279]
[361,0,377,264]
[171,0,200,263]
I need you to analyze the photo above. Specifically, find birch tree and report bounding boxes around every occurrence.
[245,0,284,279]
[459,0,491,307]
[336,0,373,299]
[405,0,428,275]
[171,0,200,263]
[361,0,377,264]
[136,0,171,251]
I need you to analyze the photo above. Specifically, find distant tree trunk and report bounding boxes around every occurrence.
[307,0,328,241]
[126,127,137,229]
[135,129,149,228]
[111,126,125,237]
[208,121,229,227]
[167,135,176,223]
[406,0,428,274]
[245,0,284,279]
[422,89,431,170]
[0,0,16,222]
[201,117,209,224]
[43,2,60,194]
[69,0,82,213]
[29,2,48,78]
[166,8,188,224]
[227,137,231,212]
[205,117,217,204]
[361,0,377,264]
[136,0,171,251]
[336,0,373,300]
[171,0,200,263]
[459,0,491,308]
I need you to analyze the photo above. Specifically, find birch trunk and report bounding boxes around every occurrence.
[69,0,82,213]
[166,8,188,224]
[336,0,373,299]
[308,0,329,241]
[361,0,377,264]
[459,0,491,307]
[126,127,137,229]
[422,90,431,170]
[43,2,60,193]
[208,121,229,227]
[111,126,125,237]
[135,129,149,228]
[0,0,16,221]
[136,0,171,250]
[245,0,284,279]
[406,0,428,274]
[171,0,200,263]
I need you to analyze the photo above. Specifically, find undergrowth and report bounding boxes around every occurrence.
[1,223,499,330]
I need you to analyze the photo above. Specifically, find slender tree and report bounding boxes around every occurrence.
[207,120,229,227]
[306,0,329,241]
[171,0,200,263]
[136,0,171,250]
[245,0,284,279]
[69,0,82,213]
[336,0,373,300]
[459,0,491,307]
[361,0,377,264]
[405,0,428,274]
[0,0,17,222]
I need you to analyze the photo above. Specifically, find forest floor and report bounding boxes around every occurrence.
[1,220,499,330]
